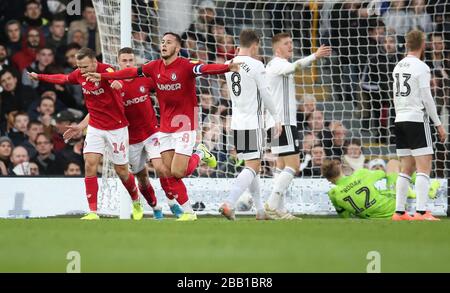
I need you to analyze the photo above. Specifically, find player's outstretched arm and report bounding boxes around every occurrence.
[196,59,242,75]
[28,71,73,85]
[84,67,139,82]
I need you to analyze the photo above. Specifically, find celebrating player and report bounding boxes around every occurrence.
[391,30,446,221]
[264,32,331,219]
[63,47,184,219]
[219,29,282,220]
[28,48,142,220]
[84,32,241,221]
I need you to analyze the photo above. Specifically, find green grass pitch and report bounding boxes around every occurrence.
[1,217,449,272]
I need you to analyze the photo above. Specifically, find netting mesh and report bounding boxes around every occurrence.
[92,0,450,179]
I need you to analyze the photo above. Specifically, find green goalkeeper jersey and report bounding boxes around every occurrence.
[328,168,396,219]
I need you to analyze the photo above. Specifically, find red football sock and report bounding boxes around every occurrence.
[169,177,189,205]
[84,176,98,212]
[185,154,200,177]
[160,177,174,200]
[121,173,139,201]
[139,181,157,207]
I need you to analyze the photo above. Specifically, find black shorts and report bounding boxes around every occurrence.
[395,121,433,157]
[267,125,300,157]
[231,129,266,160]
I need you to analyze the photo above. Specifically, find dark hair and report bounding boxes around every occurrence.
[27,120,43,130]
[51,15,66,24]
[39,96,55,105]
[76,47,96,60]
[343,138,362,154]
[163,32,182,45]
[64,160,81,172]
[118,47,134,57]
[35,132,51,144]
[239,29,260,48]
[66,42,82,52]
[272,32,291,46]
[25,0,41,8]
[14,112,29,120]
[0,68,17,79]
[38,46,54,54]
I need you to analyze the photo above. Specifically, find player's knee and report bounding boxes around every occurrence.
[114,165,129,178]
[84,159,98,176]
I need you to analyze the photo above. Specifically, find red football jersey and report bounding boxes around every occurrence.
[141,57,200,133]
[121,77,159,144]
[67,63,128,130]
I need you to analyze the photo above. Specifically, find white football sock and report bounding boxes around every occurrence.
[248,174,263,211]
[267,167,295,210]
[395,173,411,212]
[181,202,194,213]
[167,199,177,206]
[415,173,430,212]
[226,167,256,207]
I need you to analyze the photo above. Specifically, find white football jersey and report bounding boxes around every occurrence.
[265,57,297,126]
[393,56,432,123]
[225,56,272,130]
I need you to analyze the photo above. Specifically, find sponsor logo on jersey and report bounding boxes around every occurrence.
[157,74,161,79]
[171,73,177,81]
[94,81,100,87]
[106,68,115,73]
[157,83,181,91]
[139,86,146,93]
[190,59,200,64]
[123,95,148,107]
[82,87,105,95]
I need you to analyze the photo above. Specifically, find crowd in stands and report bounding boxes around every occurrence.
[0,0,448,178]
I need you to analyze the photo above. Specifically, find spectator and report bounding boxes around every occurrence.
[0,68,39,132]
[12,27,44,72]
[52,110,75,152]
[132,24,160,63]
[8,112,29,146]
[0,42,13,72]
[383,0,413,39]
[22,0,50,38]
[361,34,402,141]
[46,15,67,64]
[21,120,43,158]
[9,145,29,175]
[13,161,40,176]
[63,43,83,108]
[68,3,101,56]
[28,90,66,121]
[325,121,348,158]
[299,131,319,173]
[410,0,434,34]
[64,161,82,176]
[34,96,56,135]
[297,94,316,130]
[68,29,86,48]
[22,46,55,89]
[199,89,215,122]
[55,122,84,175]
[5,20,23,55]
[302,144,326,177]
[0,136,13,174]
[304,110,332,147]
[32,132,57,175]
[341,138,365,175]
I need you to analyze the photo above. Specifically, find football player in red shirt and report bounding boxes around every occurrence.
[28,48,142,220]
[85,32,241,221]
[64,47,184,219]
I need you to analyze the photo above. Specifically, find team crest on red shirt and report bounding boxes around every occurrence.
[171,73,177,81]
[94,81,99,87]
[140,86,145,93]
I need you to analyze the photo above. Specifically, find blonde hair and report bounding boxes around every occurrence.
[406,30,425,51]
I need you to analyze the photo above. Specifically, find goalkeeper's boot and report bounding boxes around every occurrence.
[219,202,235,220]
[175,212,197,221]
[196,143,217,168]
[412,211,440,221]
[81,212,99,220]
[132,201,144,220]
[428,180,441,199]
[152,206,164,220]
[407,187,416,199]
[169,203,183,218]
[391,212,413,221]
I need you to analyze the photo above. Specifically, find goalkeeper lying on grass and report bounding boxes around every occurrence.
[321,159,440,219]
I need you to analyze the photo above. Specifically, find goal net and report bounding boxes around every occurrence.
[91,0,449,216]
